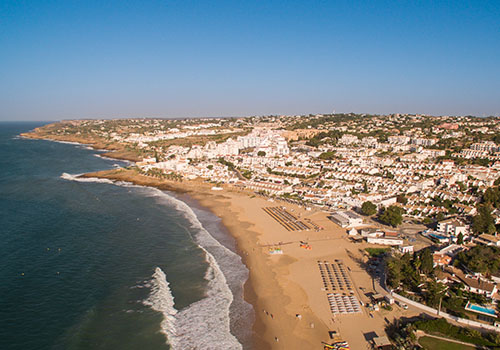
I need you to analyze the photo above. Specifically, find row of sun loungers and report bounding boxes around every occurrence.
[317,261,353,291]
[304,217,323,231]
[263,207,311,231]
[327,293,362,315]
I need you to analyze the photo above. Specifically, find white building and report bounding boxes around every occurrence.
[367,237,404,246]
[388,135,410,145]
[338,134,359,145]
[437,219,467,236]
[399,245,414,254]
[328,211,364,228]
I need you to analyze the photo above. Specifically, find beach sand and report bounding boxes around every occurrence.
[82,168,415,349]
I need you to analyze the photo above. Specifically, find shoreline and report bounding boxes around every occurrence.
[80,168,276,349]
[79,168,334,348]
[23,127,275,348]
[23,128,408,349]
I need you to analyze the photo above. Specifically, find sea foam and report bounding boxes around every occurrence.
[143,267,179,349]
[51,140,84,145]
[60,174,249,349]
[60,173,115,184]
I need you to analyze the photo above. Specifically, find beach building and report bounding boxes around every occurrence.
[372,335,394,350]
[366,236,403,246]
[347,228,358,236]
[328,211,363,228]
[360,229,384,238]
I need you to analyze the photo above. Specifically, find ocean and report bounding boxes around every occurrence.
[0,122,253,350]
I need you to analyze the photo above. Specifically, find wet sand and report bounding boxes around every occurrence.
[82,169,406,349]
[24,126,412,348]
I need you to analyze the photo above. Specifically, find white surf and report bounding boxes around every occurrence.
[60,174,248,349]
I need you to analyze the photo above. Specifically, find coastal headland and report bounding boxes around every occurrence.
[21,124,143,162]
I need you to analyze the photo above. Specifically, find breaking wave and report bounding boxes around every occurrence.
[59,174,251,349]
[51,140,83,145]
[60,173,114,184]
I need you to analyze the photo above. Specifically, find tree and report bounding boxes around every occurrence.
[386,257,403,288]
[472,204,495,235]
[457,181,466,192]
[483,186,500,208]
[361,201,377,216]
[457,232,464,245]
[318,151,336,160]
[456,245,500,275]
[379,205,404,227]
[257,151,266,157]
[436,212,446,222]
[397,194,408,205]
[420,248,434,275]
[363,181,368,193]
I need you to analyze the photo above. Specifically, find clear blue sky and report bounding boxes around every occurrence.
[1,0,499,121]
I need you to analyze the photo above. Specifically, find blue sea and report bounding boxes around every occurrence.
[0,122,253,350]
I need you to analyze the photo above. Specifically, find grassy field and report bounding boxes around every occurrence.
[418,336,476,350]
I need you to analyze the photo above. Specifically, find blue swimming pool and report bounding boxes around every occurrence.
[466,302,497,316]
[429,233,449,240]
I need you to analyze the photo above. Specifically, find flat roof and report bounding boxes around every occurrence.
[479,233,500,243]
[373,335,392,346]
[344,211,362,219]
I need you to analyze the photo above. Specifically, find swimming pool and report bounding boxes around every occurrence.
[466,302,497,317]
[429,233,449,240]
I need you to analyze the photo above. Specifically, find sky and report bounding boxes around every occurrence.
[1,0,499,121]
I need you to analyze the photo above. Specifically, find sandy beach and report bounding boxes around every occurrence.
[23,128,415,349]
[80,168,417,349]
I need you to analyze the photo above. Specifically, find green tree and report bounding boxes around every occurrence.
[318,151,336,160]
[379,205,404,227]
[420,248,434,275]
[257,151,266,157]
[472,204,495,235]
[386,257,403,288]
[457,181,466,191]
[361,201,377,216]
[457,232,464,245]
[362,181,368,193]
[397,194,408,205]
[456,245,500,275]
[484,186,500,208]
[436,212,446,222]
